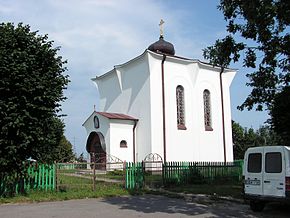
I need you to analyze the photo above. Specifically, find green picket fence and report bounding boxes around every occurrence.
[125,162,144,189]
[163,160,243,185]
[0,163,56,196]
[125,160,243,189]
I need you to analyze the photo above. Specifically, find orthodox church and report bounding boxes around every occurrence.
[83,23,236,164]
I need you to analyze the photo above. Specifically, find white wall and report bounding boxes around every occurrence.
[195,67,224,161]
[94,53,152,162]
[92,50,235,163]
[109,120,134,162]
[147,51,235,162]
[82,112,110,155]
[222,71,236,161]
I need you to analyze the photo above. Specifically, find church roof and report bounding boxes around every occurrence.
[93,50,237,80]
[97,112,138,121]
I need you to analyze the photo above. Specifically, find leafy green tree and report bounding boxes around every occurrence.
[232,121,281,159]
[232,121,246,159]
[52,134,75,163]
[31,117,74,163]
[0,23,69,174]
[203,0,290,111]
[270,86,290,145]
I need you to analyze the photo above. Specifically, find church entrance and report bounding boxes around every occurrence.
[86,132,106,170]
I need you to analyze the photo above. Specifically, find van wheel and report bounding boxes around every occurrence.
[250,200,265,212]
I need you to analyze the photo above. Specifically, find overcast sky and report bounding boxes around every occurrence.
[1,0,268,155]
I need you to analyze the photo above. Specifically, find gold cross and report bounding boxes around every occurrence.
[159,19,165,37]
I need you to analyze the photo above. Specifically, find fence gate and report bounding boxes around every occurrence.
[125,162,144,189]
[142,153,163,188]
[92,153,124,172]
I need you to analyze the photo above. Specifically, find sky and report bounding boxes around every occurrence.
[1,0,269,155]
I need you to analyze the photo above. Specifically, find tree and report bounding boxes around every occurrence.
[203,0,290,111]
[232,121,246,159]
[31,117,75,163]
[52,134,75,163]
[270,86,290,145]
[0,23,69,174]
[232,121,281,159]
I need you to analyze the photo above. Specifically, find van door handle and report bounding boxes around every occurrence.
[264,180,270,183]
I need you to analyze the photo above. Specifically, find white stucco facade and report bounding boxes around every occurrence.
[83,49,236,163]
[82,111,136,162]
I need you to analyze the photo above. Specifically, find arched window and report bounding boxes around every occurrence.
[94,116,99,128]
[203,89,213,131]
[176,85,186,130]
[120,140,127,148]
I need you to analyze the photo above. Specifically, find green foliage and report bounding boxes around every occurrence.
[0,23,69,174]
[49,133,74,163]
[270,86,290,146]
[232,121,282,159]
[203,0,290,111]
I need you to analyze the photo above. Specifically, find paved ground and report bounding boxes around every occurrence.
[0,195,289,218]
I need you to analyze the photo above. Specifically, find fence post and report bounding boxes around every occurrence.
[93,160,96,192]
[45,164,48,191]
[125,162,128,189]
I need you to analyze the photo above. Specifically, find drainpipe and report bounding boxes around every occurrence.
[219,67,226,163]
[161,54,167,163]
[133,120,138,163]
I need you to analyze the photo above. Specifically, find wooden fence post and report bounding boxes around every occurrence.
[93,160,96,192]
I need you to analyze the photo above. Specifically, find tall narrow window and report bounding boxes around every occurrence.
[176,85,186,130]
[203,89,212,131]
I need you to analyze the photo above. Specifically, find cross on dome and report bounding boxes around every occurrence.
[148,19,175,55]
[159,19,165,37]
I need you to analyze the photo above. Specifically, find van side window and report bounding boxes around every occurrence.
[248,153,262,173]
[265,152,282,173]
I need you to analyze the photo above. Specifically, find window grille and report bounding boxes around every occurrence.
[176,85,186,129]
[203,89,212,131]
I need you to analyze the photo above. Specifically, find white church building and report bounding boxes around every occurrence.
[83,30,236,164]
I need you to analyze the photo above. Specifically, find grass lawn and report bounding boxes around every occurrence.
[1,172,243,204]
[0,174,129,204]
[0,183,129,204]
[164,183,243,199]
[96,170,125,181]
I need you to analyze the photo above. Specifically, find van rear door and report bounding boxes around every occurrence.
[244,149,263,196]
[263,146,285,197]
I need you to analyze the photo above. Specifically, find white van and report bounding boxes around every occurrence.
[243,146,290,211]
